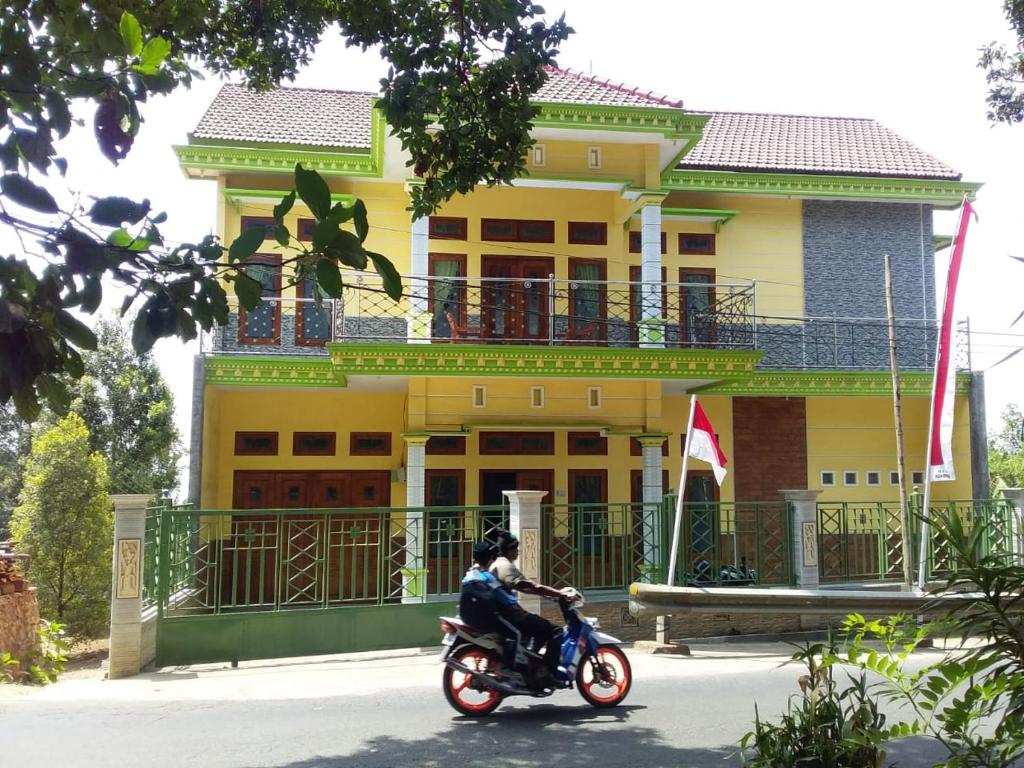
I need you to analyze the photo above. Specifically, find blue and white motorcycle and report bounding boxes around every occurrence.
[438,589,632,716]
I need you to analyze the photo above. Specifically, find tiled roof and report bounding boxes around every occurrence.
[535,67,683,108]
[679,111,960,180]
[192,83,374,148]
[190,80,961,180]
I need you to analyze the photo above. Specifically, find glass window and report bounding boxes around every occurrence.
[429,254,466,339]
[297,276,331,345]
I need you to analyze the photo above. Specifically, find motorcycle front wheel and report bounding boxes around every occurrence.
[576,644,632,707]
[442,646,503,717]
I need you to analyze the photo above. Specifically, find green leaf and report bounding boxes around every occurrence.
[327,201,354,225]
[80,276,102,314]
[228,226,266,263]
[120,11,143,57]
[274,225,290,247]
[294,164,331,220]
[353,199,369,242]
[312,219,339,250]
[54,310,97,350]
[1,174,59,214]
[131,306,156,354]
[233,273,262,311]
[13,386,41,422]
[273,190,295,224]
[106,228,152,251]
[368,251,402,301]
[138,37,171,72]
[315,259,343,298]
[88,196,148,226]
[37,375,70,414]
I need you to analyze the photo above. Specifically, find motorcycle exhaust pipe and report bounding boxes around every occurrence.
[445,659,520,695]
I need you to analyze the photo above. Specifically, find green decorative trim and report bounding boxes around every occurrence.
[175,143,380,178]
[327,343,761,381]
[660,206,740,233]
[524,171,634,187]
[663,169,982,206]
[695,370,972,397]
[205,356,346,387]
[224,188,357,206]
[933,234,954,252]
[533,102,708,140]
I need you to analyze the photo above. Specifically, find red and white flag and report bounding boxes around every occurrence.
[689,400,728,486]
[928,198,976,482]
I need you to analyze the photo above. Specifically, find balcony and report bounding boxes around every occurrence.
[204,274,967,372]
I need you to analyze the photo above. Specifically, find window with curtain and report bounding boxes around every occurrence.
[427,472,463,557]
[429,256,463,338]
[681,271,714,345]
[572,471,607,555]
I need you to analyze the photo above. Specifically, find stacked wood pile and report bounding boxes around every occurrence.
[0,544,29,595]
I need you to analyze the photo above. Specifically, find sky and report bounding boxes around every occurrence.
[8,0,1023,491]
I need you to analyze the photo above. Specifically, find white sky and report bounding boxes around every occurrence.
[6,0,1023,487]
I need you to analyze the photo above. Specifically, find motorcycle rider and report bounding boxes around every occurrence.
[460,541,519,676]
[490,530,567,685]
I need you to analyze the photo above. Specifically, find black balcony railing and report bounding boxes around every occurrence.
[204,274,968,372]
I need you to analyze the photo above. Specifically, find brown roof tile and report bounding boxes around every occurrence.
[679,111,960,179]
[192,83,374,148]
[535,67,684,108]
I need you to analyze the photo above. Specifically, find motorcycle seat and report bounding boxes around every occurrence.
[442,616,504,645]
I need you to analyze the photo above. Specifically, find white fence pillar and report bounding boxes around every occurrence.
[639,203,664,348]
[108,494,155,679]
[1003,488,1024,560]
[781,489,822,589]
[639,435,667,579]
[402,436,429,602]
[502,490,548,614]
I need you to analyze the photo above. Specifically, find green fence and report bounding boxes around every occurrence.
[662,493,793,588]
[816,497,1018,583]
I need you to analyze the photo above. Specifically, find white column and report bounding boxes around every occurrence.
[402,436,429,602]
[1003,488,1024,560]
[502,489,548,614]
[639,203,664,348]
[408,215,430,342]
[638,436,667,581]
[781,489,823,588]
[108,494,155,679]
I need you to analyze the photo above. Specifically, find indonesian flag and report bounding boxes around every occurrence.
[689,400,728,485]
[928,199,975,482]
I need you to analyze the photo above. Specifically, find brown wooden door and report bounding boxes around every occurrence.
[481,256,553,341]
[275,472,311,508]
[313,473,350,508]
[232,472,275,509]
[347,471,390,508]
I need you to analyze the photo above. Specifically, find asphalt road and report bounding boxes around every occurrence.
[1,642,952,768]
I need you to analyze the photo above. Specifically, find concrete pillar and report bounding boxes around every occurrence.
[781,489,823,588]
[1003,488,1024,560]
[402,435,429,602]
[969,372,990,500]
[639,203,664,348]
[502,490,548,614]
[108,494,155,679]
[638,435,667,581]
[186,355,204,505]
[408,215,431,342]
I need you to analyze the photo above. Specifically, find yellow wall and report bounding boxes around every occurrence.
[200,387,407,508]
[805,395,973,501]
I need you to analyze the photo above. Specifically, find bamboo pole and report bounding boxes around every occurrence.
[884,255,913,589]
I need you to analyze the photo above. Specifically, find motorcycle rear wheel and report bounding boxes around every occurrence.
[442,646,503,717]
[576,644,632,707]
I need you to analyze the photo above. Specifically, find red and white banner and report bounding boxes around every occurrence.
[928,199,975,482]
[689,400,728,486]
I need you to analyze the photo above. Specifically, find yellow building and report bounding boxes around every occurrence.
[175,69,984,595]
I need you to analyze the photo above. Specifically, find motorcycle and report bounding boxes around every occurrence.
[438,589,632,716]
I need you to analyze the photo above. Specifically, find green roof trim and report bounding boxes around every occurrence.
[532,102,709,140]
[326,342,761,381]
[933,234,954,252]
[224,188,357,206]
[663,169,982,206]
[205,356,345,387]
[696,370,972,397]
[176,143,381,177]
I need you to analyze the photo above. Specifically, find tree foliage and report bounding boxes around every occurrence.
[980,0,1024,123]
[989,404,1024,492]
[0,401,31,536]
[69,317,181,496]
[0,1,572,420]
[10,413,112,638]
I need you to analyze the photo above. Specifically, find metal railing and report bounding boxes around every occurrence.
[203,274,969,372]
[146,503,508,615]
[816,497,1017,583]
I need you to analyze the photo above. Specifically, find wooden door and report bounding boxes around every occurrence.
[481,256,553,341]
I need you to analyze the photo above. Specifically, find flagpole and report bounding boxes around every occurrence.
[916,196,968,591]
[667,394,697,587]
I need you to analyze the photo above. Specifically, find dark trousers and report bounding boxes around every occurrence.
[497,604,561,672]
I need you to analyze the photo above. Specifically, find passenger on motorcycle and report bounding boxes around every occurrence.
[459,542,518,673]
[490,531,567,684]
